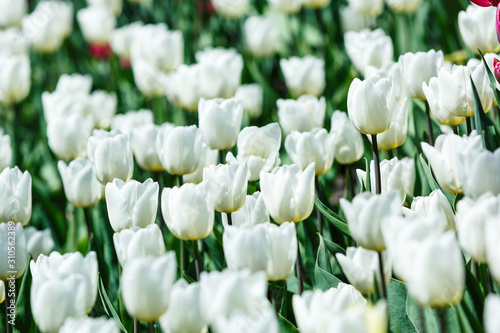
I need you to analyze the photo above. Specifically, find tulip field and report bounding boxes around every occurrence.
[3,0,500,332]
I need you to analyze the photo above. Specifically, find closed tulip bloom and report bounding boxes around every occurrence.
[164,64,205,111]
[280,56,325,98]
[110,21,143,61]
[277,95,326,135]
[105,178,159,232]
[159,280,207,333]
[339,6,376,33]
[47,113,94,161]
[77,6,116,45]
[31,251,98,314]
[199,98,243,150]
[111,109,154,135]
[0,167,31,225]
[132,60,165,98]
[347,76,395,135]
[0,222,28,279]
[376,98,409,150]
[214,301,278,333]
[459,5,500,54]
[330,111,364,164]
[88,0,122,16]
[113,224,165,267]
[162,183,214,240]
[41,92,89,125]
[340,190,401,251]
[0,131,12,171]
[24,227,54,262]
[458,148,500,199]
[0,28,30,56]
[223,192,270,228]
[88,90,117,129]
[244,16,279,58]
[344,29,393,75]
[212,0,250,18]
[203,163,249,213]
[54,73,93,95]
[223,224,269,274]
[121,253,177,322]
[268,0,303,14]
[484,294,500,333]
[385,0,421,13]
[183,141,218,184]
[235,84,263,118]
[264,222,297,281]
[131,123,165,172]
[422,132,483,193]
[0,0,27,28]
[349,0,383,16]
[226,123,281,181]
[58,158,103,208]
[0,53,30,105]
[285,128,335,175]
[336,247,392,295]
[60,317,119,333]
[399,50,444,100]
[485,216,500,284]
[260,163,316,224]
[411,189,456,231]
[406,232,465,308]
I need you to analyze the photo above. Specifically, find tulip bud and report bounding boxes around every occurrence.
[113,224,165,267]
[60,317,119,333]
[264,222,297,281]
[348,0,383,17]
[121,253,177,322]
[131,60,165,98]
[156,125,202,176]
[212,0,250,18]
[235,84,263,118]
[0,53,30,105]
[0,222,28,280]
[131,123,165,172]
[87,129,134,184]
[105,178,159,232]
[277,95,326,135]
[227,123,281,181]
[183,141,218,184]
[260,163,315,224]
[458,147,500,199]
[340,190,401,252]
[376,98,409,150]
[77,6,116,45]
[268,0,303,14]
[344,29,393,75]
[385,0,421,13]
[0,0,27,28]
[285,128,335,175]
[162,182,214,240]
[336,247,392,295]
[0,167,31,225]
[339,6,375,33]
[280,56,325,98]
[347,76,396,135]
[203,162,249,213]
[88,90,117,129]
[164,64,206,111]
[222,192,270,228]
[199,98,243,150]
[24,227,54,262]
[399,50,444,100]
[47,113,94,161]
[330,111,364,165]
[406,232,465,308]
[110,21,143,63]
[411,189,456,231]
[0,131,12,171]
[58,158,103,208]
[459,5,500,54]
[159,280,207,333]
[422,131,484,194]
[244,16,279,58]
[111,109,154,135]
[223,224,269,274]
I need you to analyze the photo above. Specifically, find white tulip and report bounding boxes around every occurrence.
[113,224,165,267]
[58,158,103,208]
[385,0,421,13]
[330,111,364,165]
[60,317,119,333]
[0,167,31,225]
[199,98,243,150]
[277,95,326,135]
[0,222,28,280]
[212,0,250,18]
[110,21,143,61]
[0,28,30,56]
[458,147,500,199]
[244,16,279,57]
[88,90,117,129]
[348,0,383,16]
[459,5,500,54]
[339,6,375,33]
[214,301,278,333]
[268,0,303,14]
[411,189,456,231]
[222,192,270,228]
[24,227,54,262]
[235,84,263,118]
[77,6,116,45]
[131,60,165,98]
[54,74,93,95]
[0,131,12,171]
[344,29,393,75]
[182,141,218,184]
[223,224,269,274]
[0,0,27,28]
[47,113,94,161]
[303,0,331,8]
[399,50,444,100]
[131,123,165,172]
[280,56,325,98]
[111,109,154,135]
[376,98,409,150]
[88,0,123,16]
[484,294,500,333]
[0,53,30,105]
[264,222,297,281]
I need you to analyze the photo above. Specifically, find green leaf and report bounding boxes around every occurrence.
[314,235,341,290]
[418,154,455,206]
[387,279,418,333]
[98,275,128,333]
[365,156,371,193]
[278,313,299,333]
[314,196,352,239]
[323,237,346,255]
[470,76,499,151]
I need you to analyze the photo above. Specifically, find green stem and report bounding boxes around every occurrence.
[83,207,93,245]
[466,117,472,135]
[296,225,303,295]
[219,149,225,164]
[180,239,185,277]
[154,171,164,227]
[437,308,447,333]
[377,251,387,299]
[193,240,202,281]
[315,176,323,233]
[134,318,140,333]
[425,100,435,146]
[226,213,232,226]
[420,305,426,333]
[148,322,154,333]
[371,135,382,195]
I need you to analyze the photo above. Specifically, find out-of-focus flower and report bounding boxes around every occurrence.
[268,0,303,14]
[486,213,500,284]
[0,0,27,28]
[330,111,364,165]
[0,280,4,303]
[156,125,202,176]
[0,167,31,225]
[199,98,243,150]
[121,253,177,322]
[214,301,278,333]
[0,53,30,106]
[162,183,214,240]
[88,0,122,16]
[87,129,134,184]
[235,84,263,118]
[163,64,207,111]
[24,227,54,262]
[411,189,456,231]
[88,90,117,129]
[105,178,159,232]
[223,224,268,274]
[422,131,483,193]
[348,0,384,16]
[484,294,500,333]
[54,73,93,95]
[344,29,393,75]
[385,0,421,13]
[0,28,30,55]
[458,147,500,199]
[376,98,409,150]
[347,76,395,135]
[60,317,119,333]
[260,163,315,224]
[212,0,250,18]
[47,113,94,161]
[0,222,28,279]
[357,157,415,202]
[285,128,335,175]
[339,5,375,32]
[264,222,297,281]
[494,57,500,85]
[226,123,281,181]
[203,163,249,213]
[183,141,218,184]
[399,50,444,100]
[113,224,165,267]
[222,192,270,228]
[340,190,401,251]
[77,6,116,45]
[58,158,103,208]
[336,247,392,295]
[132,60,165,98]
[131,123,165,172]
[244,16,279,58]
[280,56,325,98]
[459,5,500,54]
[110,21,143,62]
[303,0,331,9]
[111,109,154,135]
[277,95,326,135]
[0,130,12,171]
[159,280,207,333]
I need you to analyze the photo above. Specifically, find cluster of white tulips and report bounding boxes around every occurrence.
[3,0,500,332]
